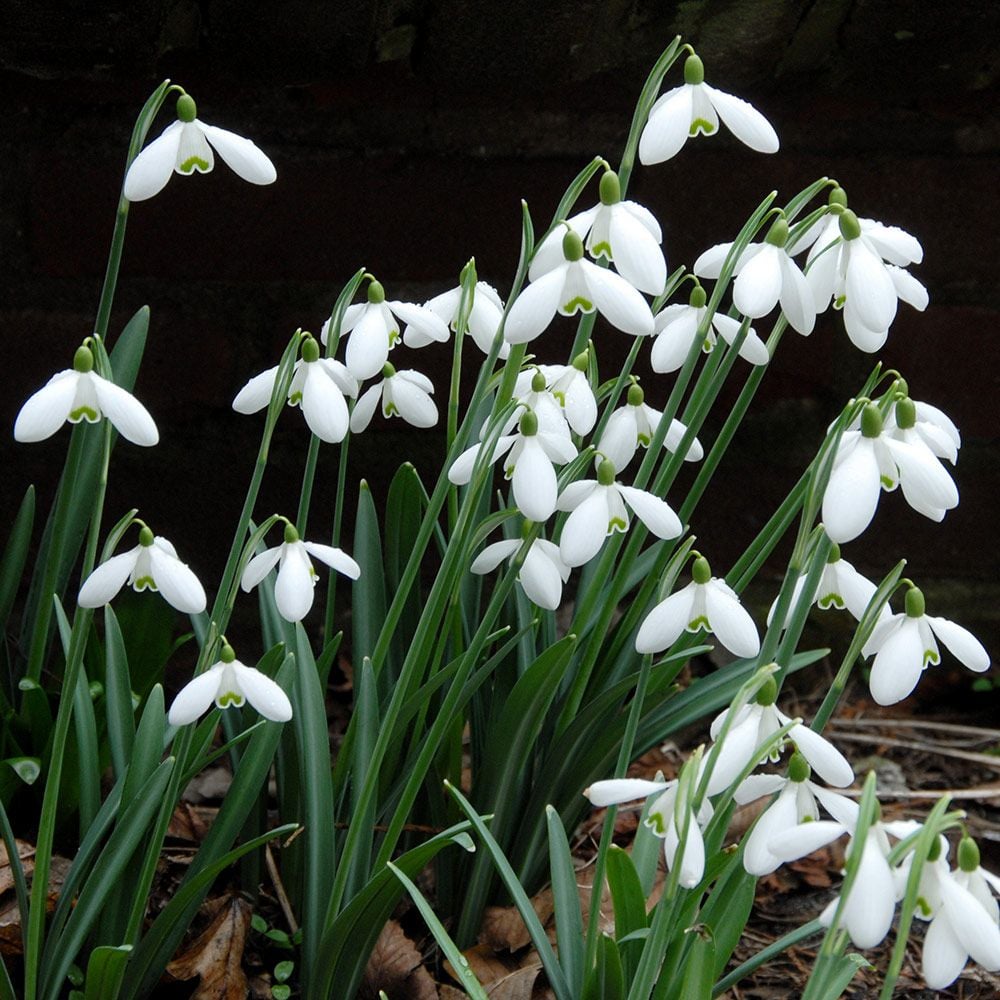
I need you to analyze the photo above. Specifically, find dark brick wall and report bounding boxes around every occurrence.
[2,1,998,648]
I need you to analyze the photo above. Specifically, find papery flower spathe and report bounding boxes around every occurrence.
[123,93,276,202]
[638,53,779,164]
[556,459,682,568]
[822,402,958,544]
[168,643,292,725]
[350,363,437,433]
[650,284,769,374]
[597,382,703,473]
[421,279,510,359]
[470,529,571,611]
[15,344,159,447]
[636,555,760,659]
[529,171,667,295]
[504,228,654,344]
[242,522,361,623]
[694,216,816,335]
[78,525,206,614]
[447,409,577,523]
[322,278,450,381]
[861,585,990,706]
[233,335,359,444]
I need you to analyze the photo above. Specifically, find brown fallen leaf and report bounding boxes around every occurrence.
[479,889,554,952]
[166,892,252,999]
[0,839,35,895]
[167,801,212,842]
[482,964,540,1000]
[0,854,71,956]
[361,918,438,999]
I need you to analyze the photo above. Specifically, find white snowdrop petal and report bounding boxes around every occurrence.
[789,723,854,787]
[887,266,928,311]
[706,714,760,794]
[504,267,567,344]
[940,874,1000,970]
[233,366,281,413]
[233,663,293,722]
[869,619,925,705]
[301,542,361,581]
[345,305,392,380]
[768,820,847,862]
[148,545,207,614]
[556,479,598,512]
[810,783,860,828]
[922,911,969,990]
[846,241,897,332]
[842,301,889,353]
[390,301,450,345]
[927,616,990,672]
[833,560,880,621]
[822,439,881,544]
[844,836,896,947]
[91,376,159,446]
[744,785,798,876]
[582,262,654,336]
[621,200,662,241]
[519,545,564,610]
[78,549,139,607]
[635,585,696,654]
[301,365,350,443]
[560,491,610,568]
[14,372,79,442]
[862,222,923,266]
[617,485,682,540]
[349,384,382,434]
[470,539,520,575]
[388,375,438,428]
[511,439,558,522]
[608,207,667,295]
[704,580,760,658]
[886,438,958,512]
[733,773,786,805]
[734,245,782,318]
[778,252,817,335]
[676,816,705,888]
[241,546,282,592]
[274,544,316,622]
[585,778,669,807]
[638,86,693,164]
[200,123,276,185]
[123,122,184,201]
[168,666,225,725]
[537,431,578,466]
[530,207,600,281]
[702,84,780,153]
[597,409,638,473]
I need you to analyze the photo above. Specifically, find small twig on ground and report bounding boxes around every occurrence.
[265,843,299,934]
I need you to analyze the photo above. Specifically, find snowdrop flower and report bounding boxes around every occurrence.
[650,285,769,373]
[421,279,510,358]
[862,586,990,706]
[241,522,361,623]
[636,555,760,659]
[323,279,449,381]
[233,336,358,444]
[766,543,888,629]
[504,228,654,344]
[822,402,958,543]
[806,208,927,352]
[597,383,703,473]
[350,363,437,433]
[78,525,206,614]
[448,409,577,523]
[694,217,816,335]
[920,836,1000,989]
[885,395,960,465]
[470,527,571,611]
[123,93,276,202]
[585,766,712,888]
[556,458,682,567]
[709,678,855,789]
[512,368,575,437]
[15,343,158,447]
[168,643,292,725]
[529,171,667,295]
[514,356,597,436]
[638,53,779,164]
[734,753,859,876]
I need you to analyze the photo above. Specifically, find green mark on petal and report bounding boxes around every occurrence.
[923,649,939,666]
[289,391,303,405]
[645,813,667,836]
[608,516,627,534]
[637,432,651,446]
[562,296,594,314]
[384,402,398,417]
[133,576,156,592]
[687,615,710,631]
[880,475,895,489]
[817,592,845,610]
[69,406,100,423]
[179,155,210,174]
[218,690,244,709]
[689,118,716,136]
[590,241,612,258]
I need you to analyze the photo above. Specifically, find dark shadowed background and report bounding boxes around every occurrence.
[2,1,998,671]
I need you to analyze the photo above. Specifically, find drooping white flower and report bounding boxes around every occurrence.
[885,397,960,465]
[636,555,760,659]
[78,526,206,614]
[514,357,598,436]
[650,285,769,373]
[233,337,358,444]
[694,217,816,335]
[921,837,1000,989]
[448,409,577,523]
[350,363,437,433]
[15,344,159,447]
[322,279,449,381]
[504,228,654,344]
[556,459,682,568]
[421,280,510,358]
[709,681,855,789]
[767,542,888,629]
[168,643,292,725]
[529,171,667,295]
[241,522,361,623]
[805,208,927,352]
[597,383,704,472]
[638,53,779,164]
[470,531,571,611]
[822,402,958,544]
[861,586,990,706]
[123,93,276,202]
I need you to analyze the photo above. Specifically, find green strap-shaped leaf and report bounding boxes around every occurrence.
[352,481,387,668]
[83,945,132,1000]
[582,934,625,1000]
[546,805,585,996]
[0,486,34,640]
